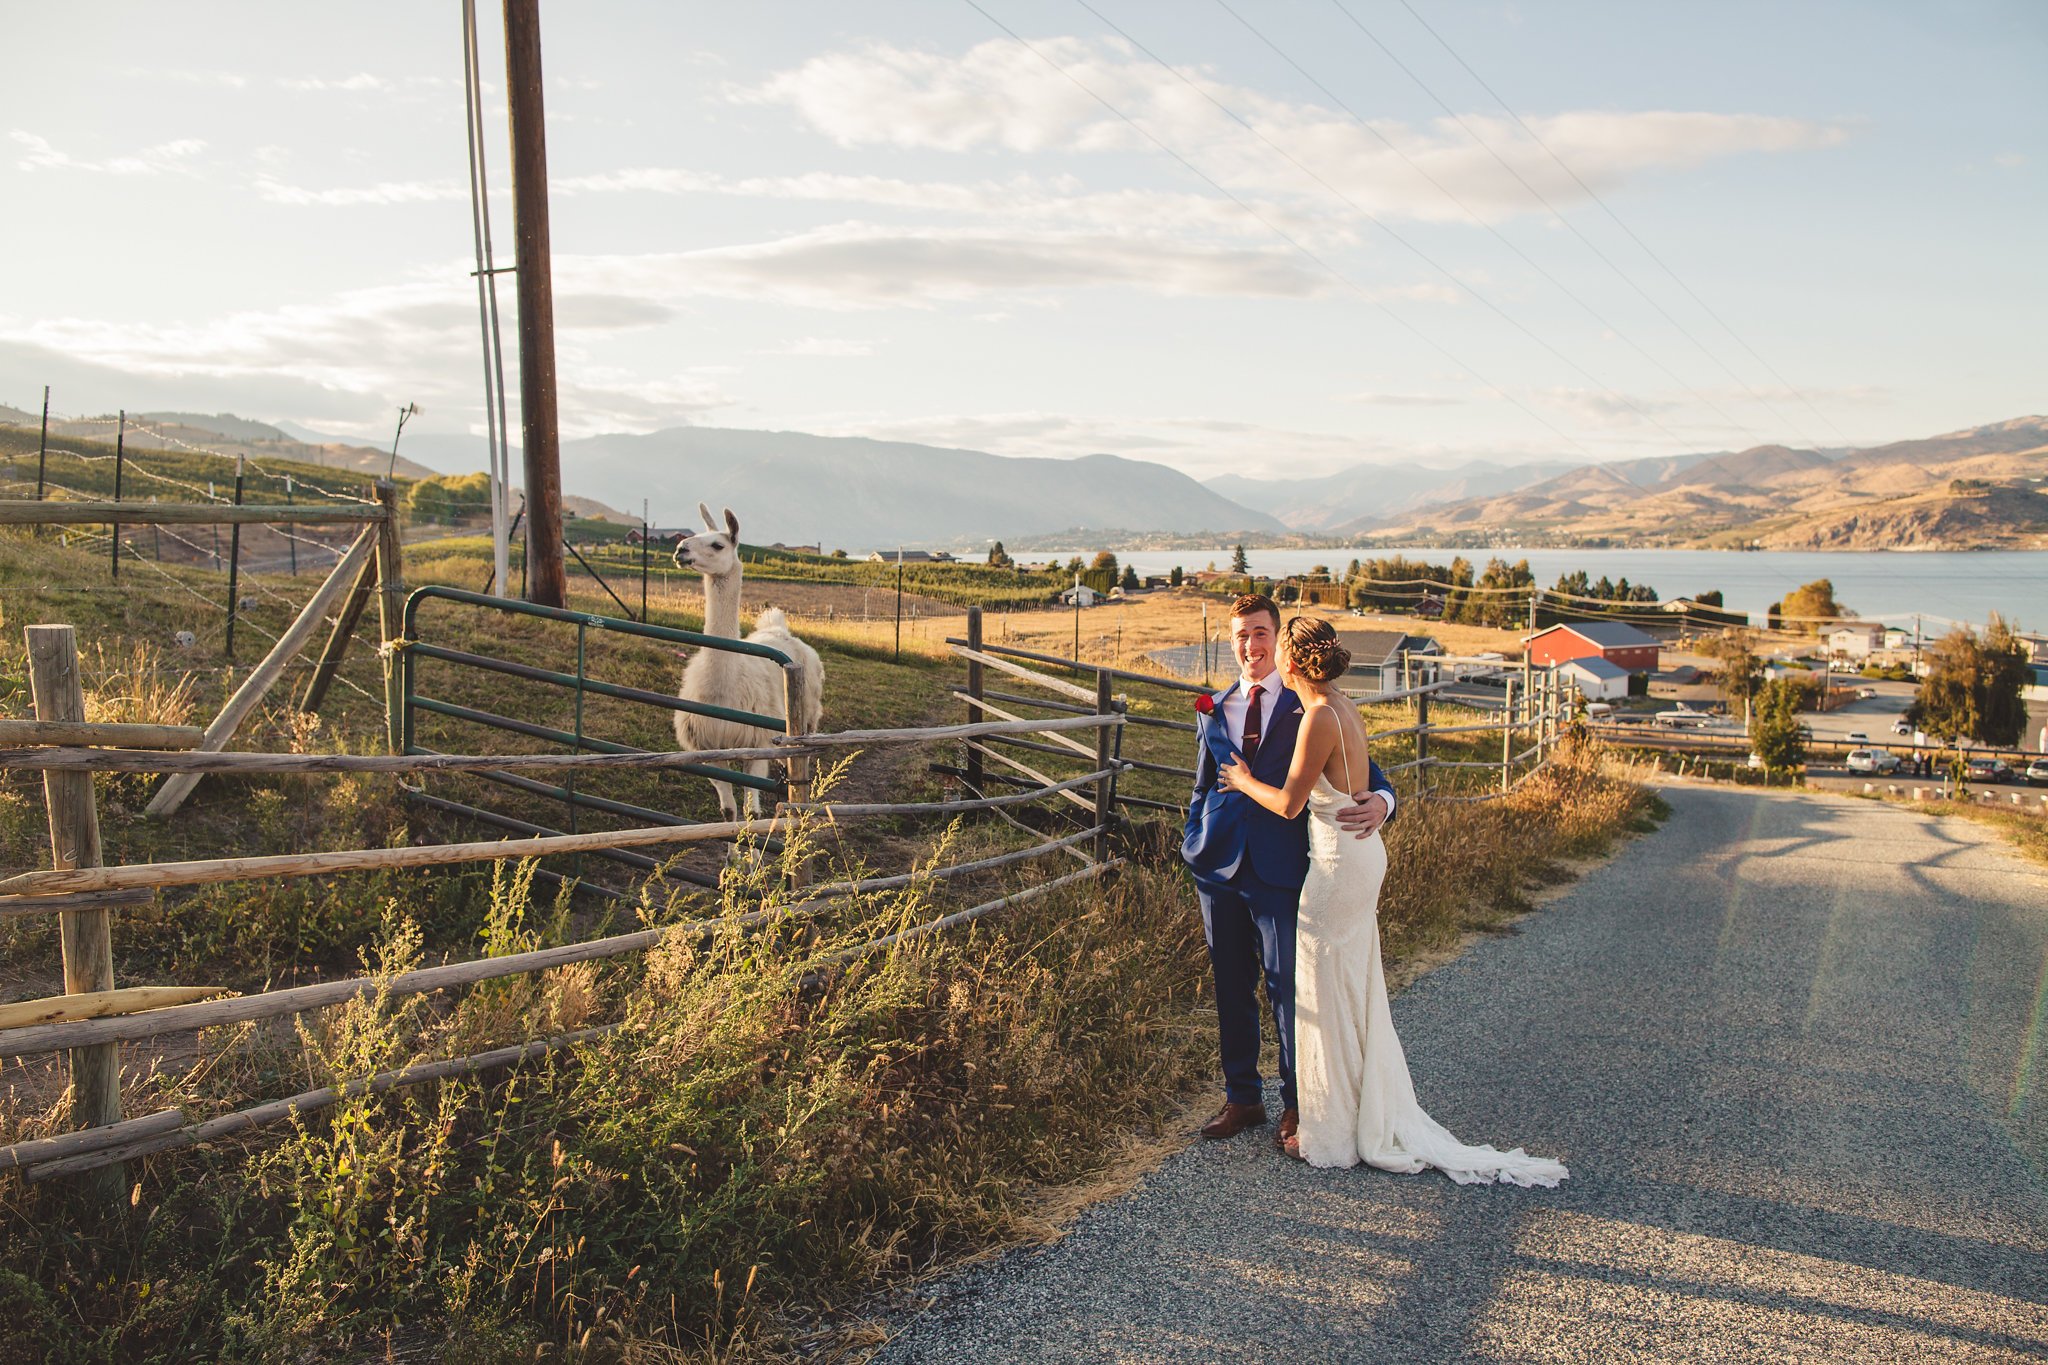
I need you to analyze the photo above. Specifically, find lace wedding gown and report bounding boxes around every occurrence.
[1295,725,1569,1186]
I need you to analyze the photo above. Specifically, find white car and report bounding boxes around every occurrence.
[1846,748,1901,775]
[1892,719,1913,736]
[1654,708,1715,728]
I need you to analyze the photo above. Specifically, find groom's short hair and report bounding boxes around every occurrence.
[1230,592,1280,632]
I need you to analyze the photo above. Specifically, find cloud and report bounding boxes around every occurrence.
[1534,387,1683,428]
[277,73,391,93]
[561,222,1331,308]
[253,176,467,206]
[739,38,1849,223]
[554,165,1348,244]
[1337,391,1466,407]
[755,337,876,357]
[12,130,207,176]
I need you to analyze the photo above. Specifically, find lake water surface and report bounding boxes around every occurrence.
[1040,548,2048,629]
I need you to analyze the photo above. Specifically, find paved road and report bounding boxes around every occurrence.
[878,785,2048,1362]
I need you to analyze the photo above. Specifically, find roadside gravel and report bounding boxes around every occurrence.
[875,784,2048,1363]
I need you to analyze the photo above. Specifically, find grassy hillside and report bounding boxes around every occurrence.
[0,526,1659,1359]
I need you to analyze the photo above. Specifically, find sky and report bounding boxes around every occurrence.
[2,1,2043,483]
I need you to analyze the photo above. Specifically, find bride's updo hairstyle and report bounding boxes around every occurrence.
[1282,616,1351,683]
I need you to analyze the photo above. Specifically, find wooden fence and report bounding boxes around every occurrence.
[945,609,1581,816]
[0,624,1126,1193]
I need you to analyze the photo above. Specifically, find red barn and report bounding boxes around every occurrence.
[1524,621,1661,674]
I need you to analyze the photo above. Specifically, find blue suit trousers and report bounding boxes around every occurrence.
[1196,865,1299,1113]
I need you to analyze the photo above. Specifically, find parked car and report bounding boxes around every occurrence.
[1891,719,1914,736]
[2027,759,2048,787]
[1856,687,1879,700]
[1966,757,2015,784]
[1746,751,1766,770]
[1847,748,1901,775]
[1846,732,1870,744]
[1654,708,1714,728]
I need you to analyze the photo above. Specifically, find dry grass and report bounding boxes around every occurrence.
[0,529,1662,1361]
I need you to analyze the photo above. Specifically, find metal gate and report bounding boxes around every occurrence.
[397,586,799,893]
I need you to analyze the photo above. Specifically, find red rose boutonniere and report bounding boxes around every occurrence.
[1193,693,1216,715]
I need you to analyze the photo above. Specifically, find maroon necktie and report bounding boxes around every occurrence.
[1241,684,1263,764]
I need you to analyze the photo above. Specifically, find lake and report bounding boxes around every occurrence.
[1037,548,2048,630]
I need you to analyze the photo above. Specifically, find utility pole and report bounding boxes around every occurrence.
[503,0,567,607]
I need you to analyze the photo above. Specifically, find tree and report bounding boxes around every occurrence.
[1090,550,1120,580]
[405,471,492,524]
[987,540,1011,568]
[1695,589,1724,607]
[1749,678,1808,773]
[1169,565,1184,587]
[1906,617,2030,746]
[1781,578,1849,632]
[831,548,849,559]
[1121,564,1140,590]
[1230,544,1250,574]
[1700,628,1764,720]
[1065,555,1085,575]
[1309,563,1331,579]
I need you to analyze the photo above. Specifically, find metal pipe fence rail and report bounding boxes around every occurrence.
[0,632,1127,1191]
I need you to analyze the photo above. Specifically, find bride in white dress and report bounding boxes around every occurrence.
[1216,617,1568,1186]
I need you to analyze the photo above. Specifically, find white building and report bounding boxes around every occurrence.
[1825,622,1886,659]
[1561,656,1632,702]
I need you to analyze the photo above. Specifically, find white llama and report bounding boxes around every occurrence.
[672,503,826,828]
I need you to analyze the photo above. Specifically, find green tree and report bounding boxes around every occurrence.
[1120,564,1140,590]
[1749,678,1808,773]
[1906,616,2031,746]
[1230,544,1250,574]
[1169,565,1184,587]
[1090,550,1120,580]
[831,548,849,559]
[1065,555,1085,575]
[1700,628,1764,720]
[987,540,1011,568]
[405,471,492,524]
[1780,578,1849,632]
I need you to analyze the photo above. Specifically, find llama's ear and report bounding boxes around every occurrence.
[723,507,739,538]
[697,502,715,532]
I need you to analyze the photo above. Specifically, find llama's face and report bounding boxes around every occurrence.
[673,504,741,578]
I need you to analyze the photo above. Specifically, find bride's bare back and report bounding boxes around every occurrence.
[1302,690,1370,793]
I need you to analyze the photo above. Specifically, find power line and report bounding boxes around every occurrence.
[1210,0,1777,465]
[956,0,1603,463]
[1073,0,1718,463]
[1378,0,1854,450]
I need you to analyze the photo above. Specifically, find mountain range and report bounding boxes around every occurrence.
[1349,417,2048,550]
[9,398,2042,550]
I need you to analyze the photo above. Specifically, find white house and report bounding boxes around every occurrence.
[1825,622,1886,659]
[1060,580,1101,608]
[1561,656,1632,702]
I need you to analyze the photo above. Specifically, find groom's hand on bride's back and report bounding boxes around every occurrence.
[1336,792,1390,838]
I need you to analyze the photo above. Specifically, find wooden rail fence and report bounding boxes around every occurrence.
[0,625,1126,1192]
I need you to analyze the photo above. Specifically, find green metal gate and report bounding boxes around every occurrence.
[397,586,799,893]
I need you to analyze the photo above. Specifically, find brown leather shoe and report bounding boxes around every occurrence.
[1273,1108,1298,1151]
[1199,1101,1268,1139]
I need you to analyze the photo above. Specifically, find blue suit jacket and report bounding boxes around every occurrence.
[1181,680,1396,891]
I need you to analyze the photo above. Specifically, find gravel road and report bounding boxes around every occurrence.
[876,784,2048,1362]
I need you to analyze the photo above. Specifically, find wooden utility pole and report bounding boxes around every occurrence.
[503,0,567,607]
[26,625,125,1202]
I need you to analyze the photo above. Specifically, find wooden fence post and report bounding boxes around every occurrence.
[1094,669,1116,864]
[373,480,406,754]
[782,666,813,888]
[1414,686,1430,800]
[1501,677,1516,794]
[965,606,984,794]
[25,625,125,1199]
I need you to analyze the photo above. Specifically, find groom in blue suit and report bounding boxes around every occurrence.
[1182,593,1396,1146]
